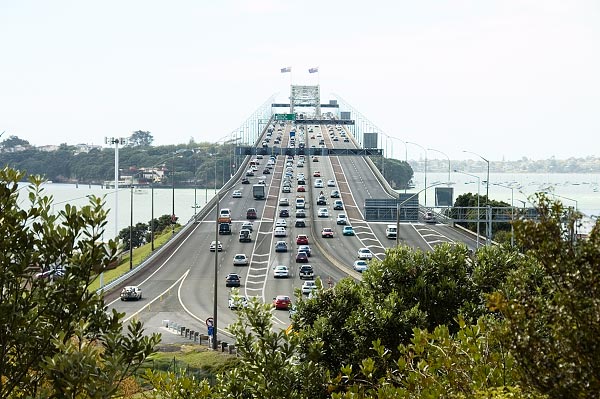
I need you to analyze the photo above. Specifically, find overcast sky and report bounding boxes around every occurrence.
[1,0,599,161]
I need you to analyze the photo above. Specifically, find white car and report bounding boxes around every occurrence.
[301,280,318,295]
[318,208,329,218]
[209,240,223,252]
[241,221,253,231]
[275,219,287,228]
[353,260,369,272]
[327,180,336,187]
[273,265,290,278]
[314,179,324,188]
[233,253,249,266]
[336,214,347,225]
[279,198,290,206]
[232,190,242,198]
[274,226,287,237]
[228,295,248,309]
[357,248,373,260]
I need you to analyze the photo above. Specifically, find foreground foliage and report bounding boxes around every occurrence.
[0,167,160,398]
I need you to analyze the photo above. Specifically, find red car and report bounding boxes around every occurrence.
[295,251,309,263]
[321,228,334,238]
[297,185,306,192]
[296,234,309,245]
[273,295,292,310]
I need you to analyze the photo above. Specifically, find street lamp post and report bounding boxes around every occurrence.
[396,182,444,247]
[427,147,451,185]
[463,150,490,243]
[212,155,219,350]
[172,152,176,235]
[454,169,481,249]
[407,142,427,207]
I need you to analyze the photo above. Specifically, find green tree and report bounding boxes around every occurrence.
[370,156,413,190]
[128,130,154,147]
[491,194,600,398]
[1,135,30,149]
[0,167,160,398]
[118,222,149,251]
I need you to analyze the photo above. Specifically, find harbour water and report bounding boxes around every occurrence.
[17,172,600,241]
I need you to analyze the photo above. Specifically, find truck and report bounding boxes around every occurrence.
[253,184,265,200]
[218,208,231,224]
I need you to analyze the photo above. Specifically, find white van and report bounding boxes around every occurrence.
[385,225,397,239]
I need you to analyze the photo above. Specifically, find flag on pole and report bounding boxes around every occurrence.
[308,67,319,73]
[280,67,291,73]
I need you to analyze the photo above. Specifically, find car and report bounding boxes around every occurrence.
[246,170,255,177]
[298,244,311,256]
[35,266,66,280]
[219,223,232,235]
[295,210,306,218]
[241,177,250,184]
[275,219,287,228]
[330,190,340,198]
[318,208,329,218]
[301,281,318,295]
[120,286,142,301]
[279,198,290,206]
[327,180,336,187]
[279,209,290,217]
[343,137,349,142]
[321,227,334,238]
[239,229,251,242]
[316,195,327,205]
[225,273,241,287]
[357,248,373,260]
[263,168,270,174]
[333,137,339,142]
[296,234,309,245]
[312,156,319,162]
[273,295,292,310]
[336,213,348,225]
[232,190,242,198]
[314,180,324,188]
[299,264,314,280]
[241,221,253,231]
[295,219,306,228]
[295,251,309,263]
[313,171,321,177]
[233,253,249,266]
[282,186,291,193]
[274,226,287,237]
[209,240,223,252]
[273,265,290,278]
[342,226,355,236]
[246,208,257,219]
[353,260,369,272]
[424,211,437,223]
[275,241,288,252]
[333,200,344,210]
[297,178,306,185]
[297,185,306,192]
[228,295,248,309]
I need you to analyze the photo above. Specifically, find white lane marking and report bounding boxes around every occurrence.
[124,269,190,323]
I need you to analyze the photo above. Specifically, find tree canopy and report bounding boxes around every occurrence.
[128,130,154,147]
[0,167,160,398]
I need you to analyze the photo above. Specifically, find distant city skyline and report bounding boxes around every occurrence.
[1,1,598,161]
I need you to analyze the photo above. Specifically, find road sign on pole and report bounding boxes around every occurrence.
[274,113,296,121]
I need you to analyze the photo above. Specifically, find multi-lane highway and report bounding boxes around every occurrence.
[106,119,481,341]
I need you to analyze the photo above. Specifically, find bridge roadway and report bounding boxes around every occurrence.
[106,121,481,342]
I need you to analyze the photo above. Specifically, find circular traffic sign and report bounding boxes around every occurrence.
[205,317,214,327]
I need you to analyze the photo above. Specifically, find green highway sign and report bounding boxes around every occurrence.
[274,113,296,121]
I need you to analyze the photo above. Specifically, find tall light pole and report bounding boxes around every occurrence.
[427,147,451,185]
[396,182,444,246]
[172,152,176,235]
[212,154,219,350]
[104,136,126,238]
[463,150,490,244]
[454,169,481,249]
[407,142,427,207]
